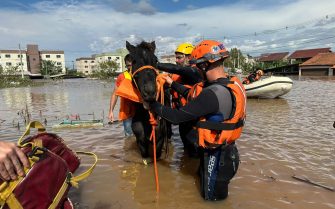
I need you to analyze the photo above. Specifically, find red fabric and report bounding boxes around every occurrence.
[115,73,125,87]
[1,133,80,209]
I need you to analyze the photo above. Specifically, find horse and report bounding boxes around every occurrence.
[126,40,171,159]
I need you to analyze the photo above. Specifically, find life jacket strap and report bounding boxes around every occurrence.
[196,119,244,131]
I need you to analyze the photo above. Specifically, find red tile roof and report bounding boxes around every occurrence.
[288,48,331,59]
[300,53,335,66]
[258,52,289,62]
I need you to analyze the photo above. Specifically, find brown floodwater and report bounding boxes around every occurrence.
[0,77,334,209]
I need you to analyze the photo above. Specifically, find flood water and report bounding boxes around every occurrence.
[0,77,334,209]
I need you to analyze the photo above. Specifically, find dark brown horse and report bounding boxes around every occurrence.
[126,41,171,159]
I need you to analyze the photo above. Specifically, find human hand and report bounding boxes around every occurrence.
[108,112,115,122]
[0,141,30,181]
[164,75,173,86]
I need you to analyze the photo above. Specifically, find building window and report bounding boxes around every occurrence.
[84,61,87,63]
[46,55,50,58]
[33,58,36,61]
[91,61,94,63]
[6,62,12,66]
[85,66,88,68]
[56,55,61,58]
[57,62,61,65]
[85,71,89,73]
[116,57,120,60]
[108,57,111,60]
[18,55,23,58]
[5,54,10,58]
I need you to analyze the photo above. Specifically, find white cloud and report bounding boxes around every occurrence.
[0,0,335,64]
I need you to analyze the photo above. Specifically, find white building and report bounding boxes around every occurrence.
[0,44,66,75]
[95,54,123,73]
[0,50,28,74]
[40,50,66,73]
[76,48,128,75]
[75,57,96,75]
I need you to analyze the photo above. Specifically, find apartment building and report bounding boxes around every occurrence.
[76,48,128,75]
[40,50,66,73]
[0,44,65,75]
[0,50,28,74]
[75,57,96,75]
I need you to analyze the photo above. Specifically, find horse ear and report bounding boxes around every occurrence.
[149,41,156,52]
[126,41,135,53]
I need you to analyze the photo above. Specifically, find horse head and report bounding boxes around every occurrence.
[126,41,158,102]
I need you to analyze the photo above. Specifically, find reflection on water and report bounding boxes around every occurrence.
[0,77,334,209]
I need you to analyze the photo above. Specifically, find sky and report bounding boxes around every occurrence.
[1,0,335,66]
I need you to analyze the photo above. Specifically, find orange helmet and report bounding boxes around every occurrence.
[190,40,229,64]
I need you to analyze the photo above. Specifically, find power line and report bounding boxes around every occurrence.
[241,35,335,54]
[220,13,335,40]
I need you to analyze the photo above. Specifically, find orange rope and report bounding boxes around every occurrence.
[131,65,168,194]
[149,111,159,193]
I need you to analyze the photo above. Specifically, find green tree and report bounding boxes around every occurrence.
[3,65,19,75]
[91,60,119,79]
[99,60,119,77]
[0,65,3,76]
[224,48,254,74]
[40,60,62,76]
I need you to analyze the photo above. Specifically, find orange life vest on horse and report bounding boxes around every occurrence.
[187,76,246,148]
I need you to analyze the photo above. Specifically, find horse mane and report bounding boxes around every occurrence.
[137,41,155,53]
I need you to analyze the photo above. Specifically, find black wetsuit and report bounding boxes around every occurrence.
[150,77,240,200]
[157,63,203,85]
[150,77,233,155]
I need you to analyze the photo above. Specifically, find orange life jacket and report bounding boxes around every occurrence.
[115,71,141,120]
[171,74,190,108]
[187,76,247,148]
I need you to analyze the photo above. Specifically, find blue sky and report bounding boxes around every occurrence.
[1,0,335,65]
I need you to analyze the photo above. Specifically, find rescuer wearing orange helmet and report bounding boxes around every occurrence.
[150,40,247,200]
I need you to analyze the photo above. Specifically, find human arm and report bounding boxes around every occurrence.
[108,87,118,122]
[163,75,191,98]
[157,63,203,84]
[150,88,219,124]
[0,141,30,180]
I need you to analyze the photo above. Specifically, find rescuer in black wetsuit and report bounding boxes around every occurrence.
[150,40,247,201]
[157,43,203,156]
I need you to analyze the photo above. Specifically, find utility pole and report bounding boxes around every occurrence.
[19,44,24,78]
[237,50,240,69]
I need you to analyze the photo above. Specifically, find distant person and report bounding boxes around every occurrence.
[108,54,134,137]
[150,40,246,200]
[156,42,204,156]
[0,141,29,181]
[157,42,203,92]
[242,69,264,84]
